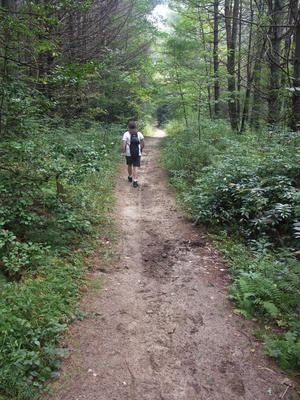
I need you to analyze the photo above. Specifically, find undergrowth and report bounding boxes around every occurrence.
[213,235,300,371]
[0,122,121,399]
[161,119,300,372]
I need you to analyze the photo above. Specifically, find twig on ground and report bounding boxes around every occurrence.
[280,385,289,399]
[124,357,136,400]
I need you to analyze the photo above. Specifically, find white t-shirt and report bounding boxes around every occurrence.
[122,131,144,157]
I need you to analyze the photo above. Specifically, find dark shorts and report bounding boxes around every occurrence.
[126,156,141,167]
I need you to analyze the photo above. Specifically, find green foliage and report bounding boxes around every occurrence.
[0,228,48,276]
[0,123,121,399]
[0,0,156,134]
[188,142,299,247]
[162,119,300,370]
[0,0,156,398]
[161,119,235,200]
[215,236,300,328]
[264,331,300,370]
[217,237,300,370]
[162,122,300,248]
[0,257,82,399]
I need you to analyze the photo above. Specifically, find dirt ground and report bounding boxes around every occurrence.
[50,129,299,400]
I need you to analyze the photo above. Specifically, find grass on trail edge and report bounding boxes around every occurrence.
[0,124,121,400]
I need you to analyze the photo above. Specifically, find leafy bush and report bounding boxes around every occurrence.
[214,236,300,370]
[162,120,300,370]
[161,120,233,191]
[162,122,300,247]
[187,149,299,246]
[0,227,48,277]
[0,258,82,399]
[0,122,121,399]
[264,331,300,370]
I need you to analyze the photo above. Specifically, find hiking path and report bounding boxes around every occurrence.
[50,129,299,400]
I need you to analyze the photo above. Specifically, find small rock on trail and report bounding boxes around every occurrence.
[49,130,299,400]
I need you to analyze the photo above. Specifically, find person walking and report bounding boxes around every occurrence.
[122,121,145,188]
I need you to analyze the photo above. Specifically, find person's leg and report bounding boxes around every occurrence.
[132,157,141,187]
[126,157,133,182]
[128,165,132,177]
[132,166,138,181]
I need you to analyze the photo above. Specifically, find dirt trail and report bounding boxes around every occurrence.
[51,131,298,400]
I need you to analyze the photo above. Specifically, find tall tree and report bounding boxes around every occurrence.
[240,0,254,132]
[225,0,240,130]
[292,4,300,129]
[213,0,221,117]
[267,0,284,125]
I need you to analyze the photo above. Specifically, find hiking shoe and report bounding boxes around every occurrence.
[133,181,139,188]
[128,176,133,182]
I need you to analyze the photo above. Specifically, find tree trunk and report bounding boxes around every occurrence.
[197,91,202,140]
[0,0,11,135]
[267,0,283,126]
[240,0,254,133]
[213,0,220,117]
[250,59,263,129]
[174,66,189,128]
[237,0,242,121]
[281,0,295,121]
[197,9,213,119]
[225,0,240,131]
[292,10,300,130]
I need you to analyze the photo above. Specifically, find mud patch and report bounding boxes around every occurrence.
[142,238,177,279]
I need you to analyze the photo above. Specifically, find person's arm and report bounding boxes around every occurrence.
[140,139,145,151]
[122,133,127,154]
[139,132,145,151]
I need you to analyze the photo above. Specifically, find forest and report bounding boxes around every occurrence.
[0,0,299,399]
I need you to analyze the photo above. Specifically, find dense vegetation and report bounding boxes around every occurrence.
[0,124,121,399]
[0,0,156,398]
[1,0,300,396]
[161,121,300,369]
[158,0,300,372]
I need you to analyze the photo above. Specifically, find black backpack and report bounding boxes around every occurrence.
[130,132,140,159]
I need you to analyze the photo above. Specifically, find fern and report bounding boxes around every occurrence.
[262,301,279,318]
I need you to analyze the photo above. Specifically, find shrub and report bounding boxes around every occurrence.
[187,144,299,247]
[162,122,300,248]
[0,122,121,399]
[161,120,300,370]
